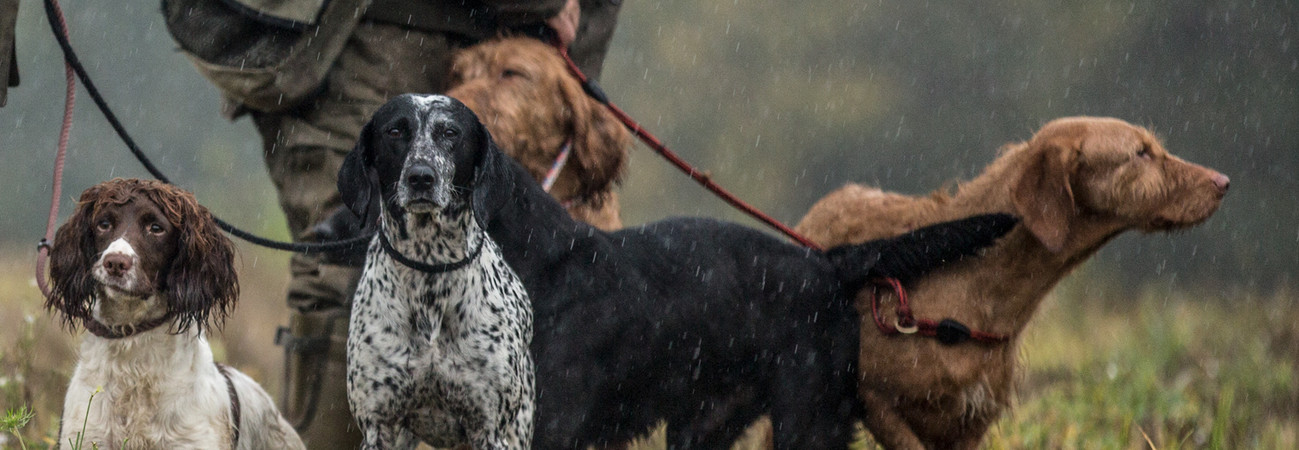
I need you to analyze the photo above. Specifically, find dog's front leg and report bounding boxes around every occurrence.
[348,279,421,450]
[430,365,531,450]
[355,417,419,450]
[859,389,926,450]
[349,364,421,450]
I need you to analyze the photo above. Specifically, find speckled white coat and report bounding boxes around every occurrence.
[347,208,533,450]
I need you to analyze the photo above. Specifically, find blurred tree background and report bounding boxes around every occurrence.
[1,0,1295,295]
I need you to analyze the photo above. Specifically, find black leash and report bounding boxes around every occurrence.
[41,0,372,254]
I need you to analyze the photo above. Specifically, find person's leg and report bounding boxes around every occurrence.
[256,22,457,449]
[256,112,365,448]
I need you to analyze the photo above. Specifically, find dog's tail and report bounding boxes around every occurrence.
[826,213,1018,290]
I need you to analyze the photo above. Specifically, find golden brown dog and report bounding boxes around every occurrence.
[794,117,1229,449]
[448,36,631,230]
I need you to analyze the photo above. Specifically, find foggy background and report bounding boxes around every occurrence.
[2,0,1295,295]
[1,1,1296,446]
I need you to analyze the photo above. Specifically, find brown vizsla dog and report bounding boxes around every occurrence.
[448,36,631,231]
[795,117,1229,449]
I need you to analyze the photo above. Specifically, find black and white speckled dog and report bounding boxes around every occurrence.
[335,94,1018,449]
[340,95,533,449]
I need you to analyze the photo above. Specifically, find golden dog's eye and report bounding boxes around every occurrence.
[1137,145,1152,159]
[501,69,524,79]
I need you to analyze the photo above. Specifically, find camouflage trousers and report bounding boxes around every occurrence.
[255,22,457,450]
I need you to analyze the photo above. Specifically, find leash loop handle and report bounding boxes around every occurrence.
[34,0,77,299]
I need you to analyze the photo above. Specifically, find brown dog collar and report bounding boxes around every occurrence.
[82,312,174,339]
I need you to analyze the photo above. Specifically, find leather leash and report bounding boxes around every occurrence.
[550,40,824,251]
[551,39,1009,346]
[33,0,75,299]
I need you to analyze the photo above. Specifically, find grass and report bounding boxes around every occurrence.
[0,248,1295,449]
[2,405,35,450]
[981,279,1298,449]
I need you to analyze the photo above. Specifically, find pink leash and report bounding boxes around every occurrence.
[34,0,76,299]
[541,140,573,192]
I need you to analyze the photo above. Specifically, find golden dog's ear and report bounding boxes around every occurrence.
[558,74,630,201]
[1011,141,1079,253]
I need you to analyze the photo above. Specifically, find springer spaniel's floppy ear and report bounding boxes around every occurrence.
[338,121,379,221]
[470,119,514,231]
[47,187,104,328]
[157,186,238,332]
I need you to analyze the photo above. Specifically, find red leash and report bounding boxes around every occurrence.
[34,0,76,299]
[554,42,1008,345]
[552,44,823,251]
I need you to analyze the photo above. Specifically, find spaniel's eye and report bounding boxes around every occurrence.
[148,223,166,235]
[385,127,405,139]
[1137,145,1153,159]
[96,219,112,232]
[442,128,458,138]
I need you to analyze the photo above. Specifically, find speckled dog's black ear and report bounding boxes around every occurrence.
[338,121,378,221]
[337,122,379,222]
[469,118,513,231]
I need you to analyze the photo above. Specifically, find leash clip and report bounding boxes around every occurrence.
[37,239,52,252]
[894,316,919,334]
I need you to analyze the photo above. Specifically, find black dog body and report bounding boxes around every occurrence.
[519,215,862,448]
[339,94,1017,449]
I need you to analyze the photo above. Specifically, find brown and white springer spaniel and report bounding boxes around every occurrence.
[47,178,304,450]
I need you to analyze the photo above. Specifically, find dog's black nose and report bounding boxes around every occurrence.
[407,166,436,192]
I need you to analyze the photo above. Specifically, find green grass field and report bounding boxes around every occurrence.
[1,249,1294,449]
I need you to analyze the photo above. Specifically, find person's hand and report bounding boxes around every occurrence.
[545,0,581,47]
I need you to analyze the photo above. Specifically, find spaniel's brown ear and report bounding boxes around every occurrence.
[47,189,103,328]
[159,186,238,332]
[1010,141,1079,253]
[557,73,630,201]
